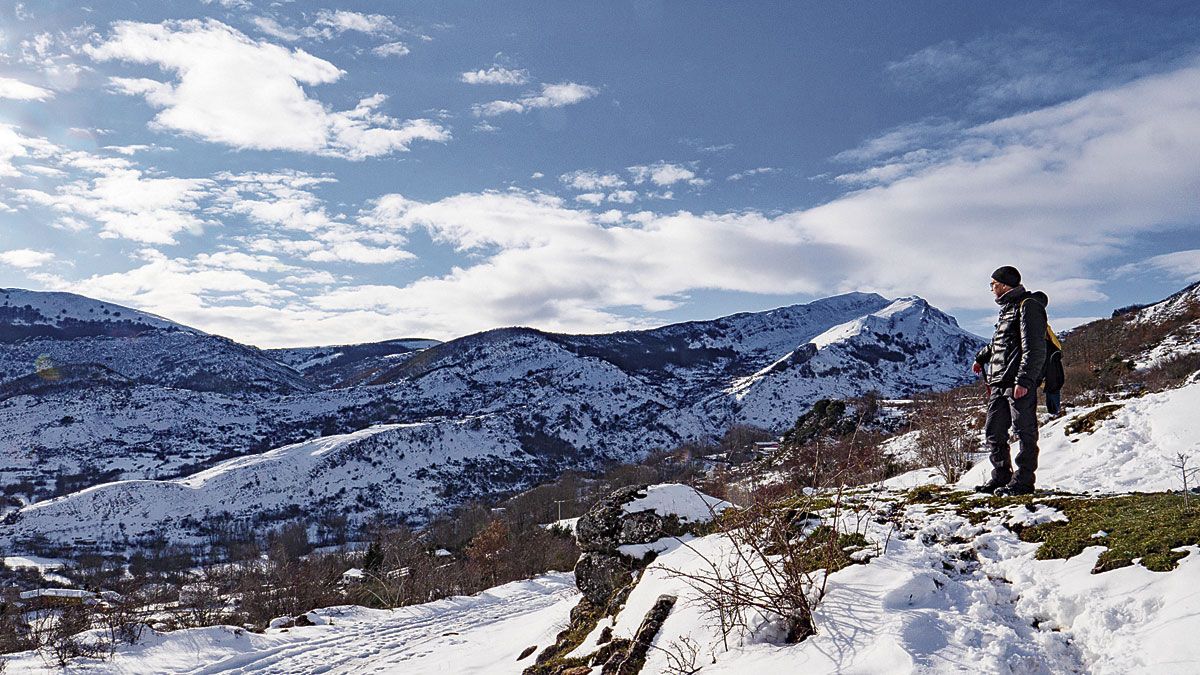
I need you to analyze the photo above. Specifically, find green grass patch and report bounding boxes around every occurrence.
[1020,493,1200,573]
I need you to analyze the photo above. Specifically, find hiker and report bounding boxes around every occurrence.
[972,266,1047,496]
[1028,291,1065,415]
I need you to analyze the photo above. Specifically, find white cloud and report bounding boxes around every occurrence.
[0,123,58,176]
[0,76,54,100]
[15,163,213,244]
[192,251,297,273]
[252,10,402,42]
[573,193,604,206]
[473,81,599,117]
[1121,249,1200,283]
[560,170,625,191]
[16,58,1199,346]
[460,66,529,86]
[0,249,55,269]
[313,10,400,36]
[213,171,416,264]
[372,41,410,58]
[885,31,1129,111]
[305,241,414,264]
[607,190,638,204]
[249,16,303,42]
[727,167,779,181]
[627,162,699,186]
[18,27,90,91]
[530,172,545,179]
[86,20,448,159]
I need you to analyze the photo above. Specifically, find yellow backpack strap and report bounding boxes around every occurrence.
[1046,325,1062,351]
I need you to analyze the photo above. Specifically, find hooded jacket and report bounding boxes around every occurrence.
[975,285,1048,390]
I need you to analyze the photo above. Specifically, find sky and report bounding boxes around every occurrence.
[1,0,1198,347]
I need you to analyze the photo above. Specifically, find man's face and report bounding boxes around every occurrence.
[990,278,1010,299]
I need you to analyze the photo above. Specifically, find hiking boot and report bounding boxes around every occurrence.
[995,483,1035,497]
[974,479,1008,494]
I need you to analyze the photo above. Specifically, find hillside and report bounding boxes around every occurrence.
[0,289,313,396]
[0,289,981,541]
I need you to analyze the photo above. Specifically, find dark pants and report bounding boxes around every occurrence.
[985,386,1039,488]
[1045,391,1062,415]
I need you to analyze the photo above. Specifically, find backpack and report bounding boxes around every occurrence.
[1022,296,1065,393]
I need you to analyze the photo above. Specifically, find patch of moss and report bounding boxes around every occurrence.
[524,599,607,674]
[796,526,873,572]
[1064,404,1123,436]
[1020,493,1200,573]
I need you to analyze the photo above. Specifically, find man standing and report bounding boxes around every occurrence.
[973,266,1047,496]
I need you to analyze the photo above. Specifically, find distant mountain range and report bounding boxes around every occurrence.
[0,287,984,549]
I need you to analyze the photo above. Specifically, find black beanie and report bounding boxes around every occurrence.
[991,266,1021,288]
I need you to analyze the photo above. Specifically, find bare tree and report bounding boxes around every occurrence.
[1169,451,1200,510]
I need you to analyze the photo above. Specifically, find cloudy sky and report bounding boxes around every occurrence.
[1,1,1198,347]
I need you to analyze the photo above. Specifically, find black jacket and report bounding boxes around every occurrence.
[975,286,1048,390]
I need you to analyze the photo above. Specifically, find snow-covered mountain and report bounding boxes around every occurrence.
[718,296,981,428]
[0,289,984,547]
[0,288,313,396]
[266,338,441,388]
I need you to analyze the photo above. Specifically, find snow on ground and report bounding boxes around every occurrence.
[3,554,66,572]
[880,466,945,490]
[592,495,1200,674]
[959,378,1200,493]
[541,516,580,534]
[0,573,579,674]
[621,483,732,522]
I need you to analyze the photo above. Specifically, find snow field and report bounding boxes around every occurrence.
[0,573,580,674]
[591,493,1200,674]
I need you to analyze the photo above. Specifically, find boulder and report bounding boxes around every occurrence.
[574,484,729,607]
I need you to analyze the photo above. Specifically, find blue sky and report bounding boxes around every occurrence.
[1,1,1198,346]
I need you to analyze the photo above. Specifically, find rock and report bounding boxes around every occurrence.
[561,666,593,675]
[600,594,677,675]
[576,483,728,554]
[574,483,728,608]
[268,616,295,629]
[574,552,633,606]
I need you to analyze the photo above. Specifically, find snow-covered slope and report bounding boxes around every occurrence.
[266,338,441,388]
[960,375,1200,493]
[0,288,186,338]
[0,289,313,396]
[578,500,1200,674]
[0,573,579,674]
[1128,281,1200,370]
[1,416,548,547]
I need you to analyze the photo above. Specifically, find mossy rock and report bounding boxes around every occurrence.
[1064,404,1123,435]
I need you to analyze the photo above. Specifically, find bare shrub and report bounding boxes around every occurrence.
[662,492,856,650]
[41,603,106,668]
[911,390,978,483]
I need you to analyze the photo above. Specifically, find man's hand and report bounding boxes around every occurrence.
[972,362,982,375]
[1013,385,1028,399]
